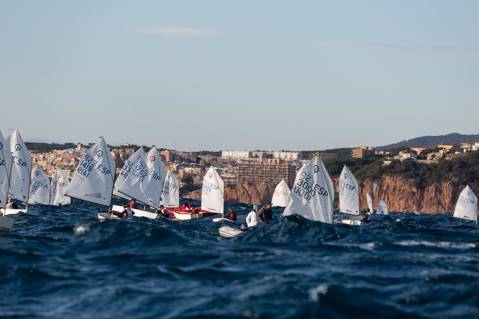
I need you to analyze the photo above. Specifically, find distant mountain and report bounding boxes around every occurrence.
[378,133,479,150]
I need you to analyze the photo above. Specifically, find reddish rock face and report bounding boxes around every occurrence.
[358,176,478,214]
[184,177,479,213]
[184,182,276,206]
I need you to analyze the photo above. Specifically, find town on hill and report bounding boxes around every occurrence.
[26,133,479,213]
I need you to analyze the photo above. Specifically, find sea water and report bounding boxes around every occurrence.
[0,199,478,318]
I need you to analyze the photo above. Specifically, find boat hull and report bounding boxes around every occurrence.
[97,213,123,221]
[172,212,200,220]
[219,226,243,238]
[111,205,158,220]
[1,208,27,216]
[339,218,362,226]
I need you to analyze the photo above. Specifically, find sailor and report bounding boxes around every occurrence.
[157,205,167,216]
[128,199,137,209]
[257,202,273,221]
[228,208,237,221]
[6,197,18,209]
[362,212,372,224]
[246,204,259,227]
[112,207,128,219]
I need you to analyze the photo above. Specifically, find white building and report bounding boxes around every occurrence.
[272,151,302,161]
[473,142,479,151]
[394,151,417,161]
[221,150,252,160]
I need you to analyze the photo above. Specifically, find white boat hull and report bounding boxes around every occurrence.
[339,218,362,226]
[131,208,158,219]
[219,225,242,238]
[111,205,158,220]
[97,213,122,221]
[172,212,200,221]
[0,216,14,230]
[1,208,27,216]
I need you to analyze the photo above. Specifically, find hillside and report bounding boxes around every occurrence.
[378,133,479,150]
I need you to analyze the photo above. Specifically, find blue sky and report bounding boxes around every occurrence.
[1,1,478,150]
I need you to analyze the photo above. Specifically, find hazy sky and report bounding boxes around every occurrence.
[1,1,478,150]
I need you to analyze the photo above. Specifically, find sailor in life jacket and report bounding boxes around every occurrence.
[362,212,372,224]
[245,205,259,228]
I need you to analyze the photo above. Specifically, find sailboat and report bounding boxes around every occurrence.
[113,146,166,220]
[453,185,477,223]
[50,169,71,206]
[200,166,224,215]
[376,200,389,215]
[283,156,335,223]
[366,193,374,214]
[338,165,362,225]
[109,147,145,215]
[160,170,180,208]
[3,129,32,215]
[112,147,145,200]
[28,166,51,205]
[65,137,116,215]
[170,166,224,221]
[0,130,14,229]
[271,179,291,208]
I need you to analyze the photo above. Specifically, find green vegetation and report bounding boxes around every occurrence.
[324,156,382,177]
[326,151,479,188]
[26,142,76,152]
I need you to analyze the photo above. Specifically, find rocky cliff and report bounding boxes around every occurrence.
[359,176,478,213]
[185,177,479,213]
[185,182,276,205]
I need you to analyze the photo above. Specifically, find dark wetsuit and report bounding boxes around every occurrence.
[258,207,273,221]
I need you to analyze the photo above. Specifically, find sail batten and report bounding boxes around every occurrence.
[283,156,334,224]
[65,137,115,206]
[454,186,477,222]
[201,167,224,215]
[272,179,291,207]
[339,165,360,215]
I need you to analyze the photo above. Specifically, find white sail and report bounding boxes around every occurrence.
[113,147,145,200]
[65,137,115,206]
[283,156,335,224]
[8,130,32,203]
[160,170,180,208]
[201,166,224,215]
[272,179,291,207]
[116,147,165,208]
[28,166,51,205]
[0,131,11,208]
[339,165,360,215]
[377,200,389,215]
[50,169,71,206]
[367,193,374,214]
[453,186,477,222]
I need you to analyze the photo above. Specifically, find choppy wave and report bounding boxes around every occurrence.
[0,200,478,318]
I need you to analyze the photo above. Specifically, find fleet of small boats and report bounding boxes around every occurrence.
[0,130,477,232]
